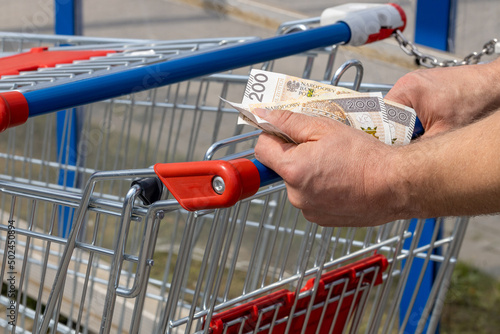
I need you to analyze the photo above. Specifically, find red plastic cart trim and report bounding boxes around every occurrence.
[0,91,29,132]
[207,254,388,334]
[366,3,407,44]
[293,254,389,334]
[209,290,294,334]
[0,47,116,77]
[154,159,261,211]
[301,253,388,297]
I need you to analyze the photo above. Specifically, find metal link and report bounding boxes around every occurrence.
[393,29,498,67]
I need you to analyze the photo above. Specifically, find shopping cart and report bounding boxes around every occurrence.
[0,4,467,334]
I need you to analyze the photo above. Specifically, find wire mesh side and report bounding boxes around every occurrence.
[0,172,160,333]
[0,164,469,334]
[151,188,467,334]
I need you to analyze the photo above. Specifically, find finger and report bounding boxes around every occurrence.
[253,108,341,144]
[301,211,348,227]
[254,132,296,175]
[385,91,413,109]
[301,210,385,227]
[384,75,417,109]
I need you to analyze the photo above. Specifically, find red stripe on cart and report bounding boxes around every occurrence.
[0,47,116,77]
[207,254,388,334]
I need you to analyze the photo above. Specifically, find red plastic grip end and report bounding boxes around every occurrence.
[365,3,407,44]
[389,3,407,32]
[154,159,261,211]
[0,91,29,133]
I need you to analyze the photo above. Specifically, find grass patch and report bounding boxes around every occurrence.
[441,262,500,333]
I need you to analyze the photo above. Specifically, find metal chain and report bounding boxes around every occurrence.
[393,29,498,68]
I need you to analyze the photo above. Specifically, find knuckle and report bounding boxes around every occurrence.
[275,109,295,125]
[286,189,305,210]
[280,166,299,184]
[301,210,317,223]
[286,194,300,209]
[254,139,264,159]
[302,211,338,227]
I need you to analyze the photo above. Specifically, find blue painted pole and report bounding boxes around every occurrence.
[55,0,81,35]
[54,0,82,237]
[400,219,442,333]
[415,0,456,52]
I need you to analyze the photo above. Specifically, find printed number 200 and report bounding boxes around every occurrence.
[247,73,268,102]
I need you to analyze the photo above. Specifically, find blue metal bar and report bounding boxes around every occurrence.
[400,218,441,334]
[412,117,425,139]
[54,0,83,237]
[56,111,78,237]
[415,0,455,51]
[23,22,351,117]
[251,158,281,187]
[55,0,78,35]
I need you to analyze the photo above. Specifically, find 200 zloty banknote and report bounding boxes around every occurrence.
[228,92,392,145]
[235,69,416,146]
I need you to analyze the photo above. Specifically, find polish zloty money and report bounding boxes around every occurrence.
[223,98,297,143]
[229,92,392,145]
[237,69,416,145]
[241,69,355,105]
[384,100,417,146]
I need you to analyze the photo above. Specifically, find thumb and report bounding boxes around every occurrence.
[385,78,415,110]
[253,108,339,143]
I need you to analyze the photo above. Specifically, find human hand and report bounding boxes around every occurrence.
[253,108,406,227]
[385,59,500,137]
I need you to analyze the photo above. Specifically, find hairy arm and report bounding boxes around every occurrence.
[395,109,500,218]
[385,58,500,137]
[254,108,500,227]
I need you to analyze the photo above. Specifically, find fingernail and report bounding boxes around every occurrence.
[253,108,270,118]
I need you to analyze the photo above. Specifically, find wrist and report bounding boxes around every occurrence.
[378,145,424,221]
[382,113,500,220]
[365,144,420,223]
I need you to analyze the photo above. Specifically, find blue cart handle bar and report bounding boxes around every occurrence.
[1,3,408,131]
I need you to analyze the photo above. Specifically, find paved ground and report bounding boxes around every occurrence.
[1,0,499,278]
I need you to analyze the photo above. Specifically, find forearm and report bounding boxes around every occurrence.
[468,58,500,116]
[385,57,500,137]
[392,109,500,218]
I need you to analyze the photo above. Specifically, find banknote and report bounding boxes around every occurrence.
[224,98,297,143]
[228,92,392,145]
[237,69,416,146]
[384,99,417,146]
[241,69,355,105]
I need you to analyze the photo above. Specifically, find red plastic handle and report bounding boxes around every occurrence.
[154,159,261,211]
[0,91,29,132]
[0,47,116,77]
